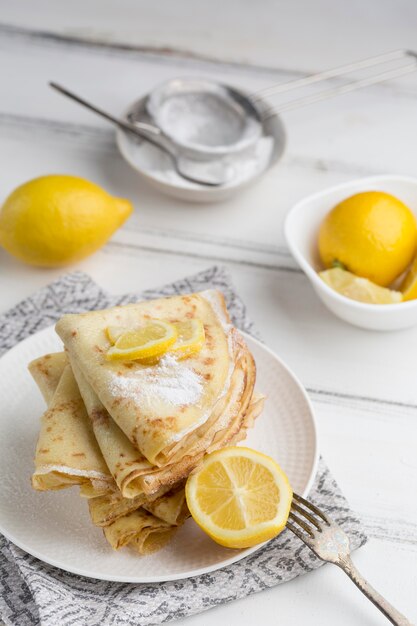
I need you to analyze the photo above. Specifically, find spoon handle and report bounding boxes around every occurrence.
[49,82,222,187]
[49,82,160,136]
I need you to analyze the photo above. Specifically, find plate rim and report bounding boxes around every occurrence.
[0,325,318,583]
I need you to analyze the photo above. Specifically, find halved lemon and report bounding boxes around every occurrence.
[185,447,293,549]
[319,267,402,304]
[106,320,178,361]
[170,320,205,359]
[401,254,417,301]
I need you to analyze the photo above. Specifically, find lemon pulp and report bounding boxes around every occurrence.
[186,447,293,549]
[106,321,178,361]
[107,319,205,362]
[170,320,205,359]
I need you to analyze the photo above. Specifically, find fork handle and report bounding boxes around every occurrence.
[338,556,413,625]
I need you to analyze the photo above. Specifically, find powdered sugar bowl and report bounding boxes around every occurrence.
[116,77,286,202]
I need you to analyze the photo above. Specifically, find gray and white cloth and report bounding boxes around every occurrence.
[0,266,367,626]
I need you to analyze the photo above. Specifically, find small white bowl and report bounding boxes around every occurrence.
[284,175,417,331]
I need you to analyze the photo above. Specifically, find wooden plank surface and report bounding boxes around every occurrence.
[0,2,416,624]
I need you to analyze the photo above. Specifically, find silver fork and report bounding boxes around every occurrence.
[287,493,413,626]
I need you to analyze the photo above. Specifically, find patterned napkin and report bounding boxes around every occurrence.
[0,266,367,626]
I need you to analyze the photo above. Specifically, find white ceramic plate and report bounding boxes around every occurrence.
[0,326,318,583]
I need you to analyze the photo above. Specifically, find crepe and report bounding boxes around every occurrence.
[30,360,180,555]
[143,483,189,526]
[28,352,68,404]
[70,358,154,498]
[55,290,255,467]
[30,361,114,494]
[30,290,264,558]
[34,348,257,499]
[89,481,186,527]
[103,509,177,554]
[87,393,263,527]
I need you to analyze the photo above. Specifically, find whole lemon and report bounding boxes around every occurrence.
[0,175,133,267]
[318,191,417,286]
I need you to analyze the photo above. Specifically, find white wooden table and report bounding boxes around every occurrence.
[0,2,416,624]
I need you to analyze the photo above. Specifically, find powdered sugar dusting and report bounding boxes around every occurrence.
[108,354,203,409]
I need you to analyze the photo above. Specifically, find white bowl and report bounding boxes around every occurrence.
[284,175,417,331]
[117,95,286,203]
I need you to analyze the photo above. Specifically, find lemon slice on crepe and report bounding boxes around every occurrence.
[185,447,293,549]
[106,326,128,344]
[171,320,205,359]
[106,320,178,361]
[107,319,205,362]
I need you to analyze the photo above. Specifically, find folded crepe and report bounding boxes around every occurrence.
[55,290,256,468]
[103,509,177,554]
[75,339,255,496]
[29,359,115,495]
[87,393,263,527]
[71,358,154,498]
[101,394,264,554]
[35,350,257,499]
[28,353,69,404]
[30,359,181,555]
[143,483,189,526]
[89,481,186,527]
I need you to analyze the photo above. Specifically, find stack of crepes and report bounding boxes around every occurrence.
[29,290,264,555]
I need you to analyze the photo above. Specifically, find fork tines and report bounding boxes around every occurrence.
[287,493,331,541]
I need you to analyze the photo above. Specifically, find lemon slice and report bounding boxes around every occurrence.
[319,268,402,304]
[106,321,178,361]
[185,447,293,549]
[106,326,128,344]
[401,254,417,301]
[170,320,205,359]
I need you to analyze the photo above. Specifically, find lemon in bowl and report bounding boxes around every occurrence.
[318,191,417,287]
[284,175,417,330]
[0,175,133,267]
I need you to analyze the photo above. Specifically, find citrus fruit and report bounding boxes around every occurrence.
[106,321,178,361]
[106,326,128,344]
[107,319,205,361]
[400,253,417,301]
[170,320,205,359]
[320,267,402,304]
[185,447,293,549]
[318,191,417,286]
[0,175,132,267]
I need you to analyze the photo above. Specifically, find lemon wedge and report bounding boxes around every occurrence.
[401,254,417,301]
[185,447,293,549]
[170,320,205,359]
[106,321,178,361]
[319,268,402,304]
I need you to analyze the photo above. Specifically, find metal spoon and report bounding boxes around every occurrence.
[49,82,231,187]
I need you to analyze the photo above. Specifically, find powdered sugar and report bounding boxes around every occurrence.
[108,353,203,409]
